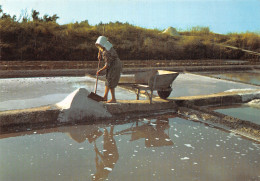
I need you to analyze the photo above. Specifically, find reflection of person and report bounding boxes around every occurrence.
[95,36,122,103]
[92,126,119,181]
[58,125,103,143]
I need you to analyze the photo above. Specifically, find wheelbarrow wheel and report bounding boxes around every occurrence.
[157,89,172,99]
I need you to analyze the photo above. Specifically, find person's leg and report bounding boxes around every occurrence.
[103,86,109,101]
[107,88,116,103]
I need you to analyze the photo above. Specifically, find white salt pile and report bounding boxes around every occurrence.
[246,99,260,109]
[224,88,255,92]
[240,92,260,102]
[224,89,260,102]
[55,88,112,122]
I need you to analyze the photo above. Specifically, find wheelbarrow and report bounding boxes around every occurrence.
[119,70,179,103]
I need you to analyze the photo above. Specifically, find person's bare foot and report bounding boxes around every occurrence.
[107,99,116,103]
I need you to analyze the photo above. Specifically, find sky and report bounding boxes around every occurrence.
[1,0,260,34]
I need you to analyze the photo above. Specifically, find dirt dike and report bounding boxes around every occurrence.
[0,59,259,78]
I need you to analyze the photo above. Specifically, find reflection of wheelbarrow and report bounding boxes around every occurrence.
[119,70,179,103]
[114,119,174,147]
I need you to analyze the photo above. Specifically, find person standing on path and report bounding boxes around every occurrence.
[95,36,122,103]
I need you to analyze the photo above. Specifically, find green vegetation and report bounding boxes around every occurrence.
[0,7,259,61]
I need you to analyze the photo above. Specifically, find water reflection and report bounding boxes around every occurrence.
[0,114,259,181]
[93,126,119,181]
[117,118,173,147]
[58,125,103,144]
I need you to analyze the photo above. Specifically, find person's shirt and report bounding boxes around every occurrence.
[102,47,120,69]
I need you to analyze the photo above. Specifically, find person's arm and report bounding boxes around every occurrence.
[96,64,108,75]
[96,50,109,75]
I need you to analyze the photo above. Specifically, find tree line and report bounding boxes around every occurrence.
[0,6,259,61]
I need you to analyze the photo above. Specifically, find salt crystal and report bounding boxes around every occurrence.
[181,157,189,160]
[104,167,112,171]
[184,144,193,148]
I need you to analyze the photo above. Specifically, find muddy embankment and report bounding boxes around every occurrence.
[0,59,259,78]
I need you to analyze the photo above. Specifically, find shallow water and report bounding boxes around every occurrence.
[204,71,260,86]
[0,76,138,111]
[215,104,260,125]
[169,73,259,97]
[1,114,259,181]
[1,73,258,111]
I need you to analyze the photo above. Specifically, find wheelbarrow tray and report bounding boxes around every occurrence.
[119,70,179,103]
